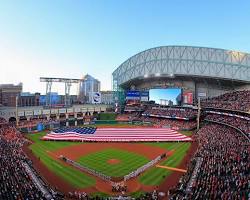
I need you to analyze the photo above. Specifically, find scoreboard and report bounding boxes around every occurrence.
[125,90,149,101]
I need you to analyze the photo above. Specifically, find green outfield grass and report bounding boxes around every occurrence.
[27,132,96,188]
[26,129,192,192]
[77,148,149,177]
[139,142,191,185]
[179,130,193,136]
[99,113,117,120]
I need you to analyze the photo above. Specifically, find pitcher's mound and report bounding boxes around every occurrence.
[107,159,121,165]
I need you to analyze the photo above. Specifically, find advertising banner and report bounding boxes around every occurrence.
[25,110,33,116]
[34,110,42,115]
[183,92,193,104]
[140,91,149,101]
[92,92,101,104]
[59,108,66,114]
[18,111,25,117]
[126,90,140,100]
[74,107,81,112]
[50,109,58,114]
[42,109,50,115]
[67,108,74,113]
[198,92,207,97]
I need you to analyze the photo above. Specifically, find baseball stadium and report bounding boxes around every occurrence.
[0,45,249,200]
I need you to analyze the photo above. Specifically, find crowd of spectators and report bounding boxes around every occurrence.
[124,105,145,112]
[157,119,196,130]
[2,88,249,199]
[66,190,160,200]
[0,123,60,199]
[116,106,198,129]
[112,182,127,193]
[138,116,196,130]
[124,155,163,181]
[1,119,163,200]
[0,117,7,125]
[143,107,197,119]
[116,114,131,121]
[204,113,250,136]
[170,124,249,199]
[18,118,47,127]
[61,156,112,182]
[67,191,88,200]
[17,118,61,129]
[116,112,141,121]
[201,90,250,112]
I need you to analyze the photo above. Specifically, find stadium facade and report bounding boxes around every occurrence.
[112,46,250,105]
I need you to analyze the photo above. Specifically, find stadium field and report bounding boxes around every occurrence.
[27,132,96,188]
[77,148,149,177]
[26,129,193,195]
[139,142,190,185]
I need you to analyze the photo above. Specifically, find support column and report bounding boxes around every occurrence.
[66,113,69,126]
[74,113,77,126]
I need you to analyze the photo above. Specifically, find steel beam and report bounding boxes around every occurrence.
[40,77,81,107]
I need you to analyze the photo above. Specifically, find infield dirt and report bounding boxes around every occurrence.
[107,159,121,165]
[52,142,167,160]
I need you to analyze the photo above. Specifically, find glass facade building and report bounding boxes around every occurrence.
[78,74,100,104]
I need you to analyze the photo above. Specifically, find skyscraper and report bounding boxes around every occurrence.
[77,74,100,104]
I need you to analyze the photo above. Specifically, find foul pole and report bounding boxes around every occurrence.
[15,95,19,127]
[197,97,201,131]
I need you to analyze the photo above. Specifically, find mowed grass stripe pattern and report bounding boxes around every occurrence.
[139,142,191,185]
[77,148,149,177]
[27,132,95,188]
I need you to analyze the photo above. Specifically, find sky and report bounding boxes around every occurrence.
[0,0,250,95]
[149,89,181,105]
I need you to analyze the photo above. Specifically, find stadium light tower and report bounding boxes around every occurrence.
[45,79,52,106]
[40,77,81,107]
[64,81,72,106]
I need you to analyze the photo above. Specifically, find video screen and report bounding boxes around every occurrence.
[149,88,182,105]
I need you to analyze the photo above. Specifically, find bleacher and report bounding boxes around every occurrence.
[201,90,250,112]
[142,107,197,120]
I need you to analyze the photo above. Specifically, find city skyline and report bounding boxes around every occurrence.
[1,0,250,94]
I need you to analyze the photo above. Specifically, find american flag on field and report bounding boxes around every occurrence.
[53,127,96,134]
[42,127,192,142]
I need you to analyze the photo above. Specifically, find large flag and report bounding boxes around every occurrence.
[42,127,192,142]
